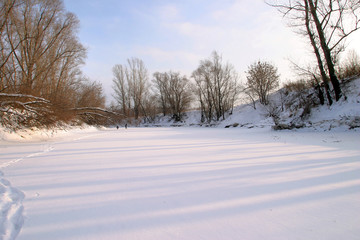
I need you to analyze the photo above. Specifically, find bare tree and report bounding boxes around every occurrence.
[290,59,331,105]
[112,64,129,117]
[112,58,150,120]
[269,0,360,101]
[152,72,169,116]
[166,72,192,121]
[303,0,332,105]
[152,71,192,121]
[0,0,16,33]
[127,58,149,119]
[0,0,109,128]
[246,60,280,105]
[1,0,86,98]
[0,0,19,92]
[140,92,158,123]
[192,51,239,122]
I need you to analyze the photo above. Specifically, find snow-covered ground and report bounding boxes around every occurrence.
[1,126,360,240]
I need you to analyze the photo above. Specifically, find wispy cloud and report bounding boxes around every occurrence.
[156,4,180,21]
[153,0,309,80]
[64,0,360,101]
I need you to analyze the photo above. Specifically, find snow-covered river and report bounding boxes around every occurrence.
[1,127,360,240]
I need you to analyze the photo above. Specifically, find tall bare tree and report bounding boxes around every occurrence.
[152,71,192,121]
[126,58,149,119]
[1,0,86,100]
[192,51,239,122]
[0,0,105,128]
[1,0,18,92]
[269,0,360,101]
[112,58,150,120]
[112,64,129,117]
[152,71,168,116]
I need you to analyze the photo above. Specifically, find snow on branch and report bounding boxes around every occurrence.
[70,107,124,125]
[0,93,54,129]
[71,107,124,116]
[0,93,50,103]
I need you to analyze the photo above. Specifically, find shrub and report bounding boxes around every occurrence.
[337,50,360,80]
[246,61,280,105]
[283,80,312,92]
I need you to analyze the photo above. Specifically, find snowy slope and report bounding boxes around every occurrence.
[307,78,360,130]
[1,127,360,240]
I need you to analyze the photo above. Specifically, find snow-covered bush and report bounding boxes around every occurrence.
[0,93,55,130]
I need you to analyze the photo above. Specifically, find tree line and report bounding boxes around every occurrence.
[1,0,359,129]
[112,51,281,124]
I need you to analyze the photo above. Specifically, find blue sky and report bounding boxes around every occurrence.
[63,0,360,102]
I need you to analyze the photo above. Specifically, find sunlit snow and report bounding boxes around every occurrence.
[1,127,359,240]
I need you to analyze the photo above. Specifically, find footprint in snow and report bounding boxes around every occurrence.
[0,171,25,240]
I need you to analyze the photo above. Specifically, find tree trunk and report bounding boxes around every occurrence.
[307,0,342,101]
[304,0,333,105]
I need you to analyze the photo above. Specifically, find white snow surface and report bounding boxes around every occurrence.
[1,126,360,240]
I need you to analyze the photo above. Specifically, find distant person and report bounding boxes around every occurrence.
[116,126,119,130]
[125,123,128,129]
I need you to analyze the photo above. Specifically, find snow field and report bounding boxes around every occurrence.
[1,127,360,240]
